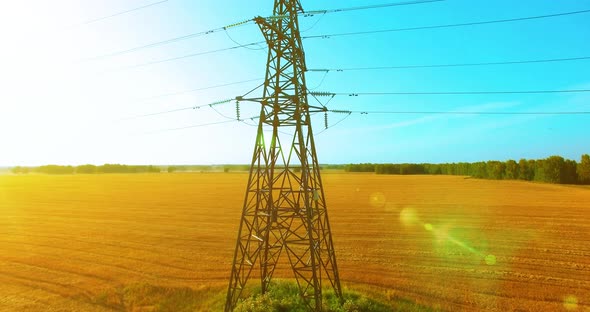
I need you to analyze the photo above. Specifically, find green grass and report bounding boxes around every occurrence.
[234,279,441,311]
[234,280,393,312]
[91,280,436,311]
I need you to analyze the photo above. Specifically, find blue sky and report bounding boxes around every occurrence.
[0,0,588,165]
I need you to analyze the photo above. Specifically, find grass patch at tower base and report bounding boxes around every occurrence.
[90,280,434,311]
[233,279,433,312]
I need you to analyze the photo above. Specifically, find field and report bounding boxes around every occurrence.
[0,173,589,311]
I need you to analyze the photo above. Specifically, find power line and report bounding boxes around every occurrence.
[302,9,590,40]
[148,119,238,133]
[315,108,590,135]
[102,8,590,70]
[85,0,441,60]
[146,115,261,134]
[123,83,590,122]
[125,98,236,120]
[300,13,327,33]
[115,41,266,71]
[140,56,590,100]
[311,89,590,97]
[331,110,590,115]
[136,99,590,129]
[127,81,266,121]
[84,17,253,61]
[317,111,353,136]
[140,78,263,100]
[224,30,267,51]
[303,0,444,16]
[307,56,590,72]
[73,0,169,27]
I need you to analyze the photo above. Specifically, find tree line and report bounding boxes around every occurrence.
[9,155,590,184]
[11,164,162,175]
[345,154,590,185]
[9,164,255,175]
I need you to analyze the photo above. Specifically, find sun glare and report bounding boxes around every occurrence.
[1,1,589,311]
[399,207,418,226]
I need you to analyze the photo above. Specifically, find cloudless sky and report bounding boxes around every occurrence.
[0,0,588,166]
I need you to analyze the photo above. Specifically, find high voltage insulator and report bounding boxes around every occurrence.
[266,14,289,20]
[331,109,353,114]
[235,101,241,121]
[225,1,343,311]
[324,111,328,129]
[223,19,253,30]
[307,68,343,72]
[208,99,233,107]
[309,91,335,97]
[303,10,328,17]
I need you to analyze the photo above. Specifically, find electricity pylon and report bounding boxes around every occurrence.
[225,0,342,311]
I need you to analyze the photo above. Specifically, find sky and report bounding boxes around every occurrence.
[0,0,589,166]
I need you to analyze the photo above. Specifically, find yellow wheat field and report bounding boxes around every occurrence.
[0,173,589,311]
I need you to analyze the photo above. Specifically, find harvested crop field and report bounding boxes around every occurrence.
[0,173,589,311]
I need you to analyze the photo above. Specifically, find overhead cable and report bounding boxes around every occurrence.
[148,119,238,133]
[310,89,590,97]
[307,56,590,72]
[84,18,252,61]
[85,0,441,60]
[140,78,263,100]
[115,41,266,71]
[147,115,262,134]
[73,0,169,27]
[303,9,590,39]
[303,0,444,16]
[327,109,590,115]
[124,98,235,120]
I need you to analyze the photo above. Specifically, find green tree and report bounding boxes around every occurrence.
[486,161,505,180]
[578,154,590,184]
[518,159,533,180]
[456,162,471,175]
[470,162,487,178]
[563,160,578,184]
[543,156,565,184]
[76,164,97,174]
[147,165,160,173]
[345,163,375,172]
[35,165,74,174]
[504,160,518,180]
[533,159,545,182]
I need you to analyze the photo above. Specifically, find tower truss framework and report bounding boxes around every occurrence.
[225,0,343,311]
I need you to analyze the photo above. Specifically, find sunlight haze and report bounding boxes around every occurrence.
[1,0,588,165]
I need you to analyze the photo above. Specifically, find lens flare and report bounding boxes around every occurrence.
[369,192,386,208]
[399,208,418,226]
[433,225,450,243]
[563,295,578,311]
[401,209,495,265]
[484,254,497,265]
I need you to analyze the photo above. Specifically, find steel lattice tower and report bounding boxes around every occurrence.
[225,0,342,311]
